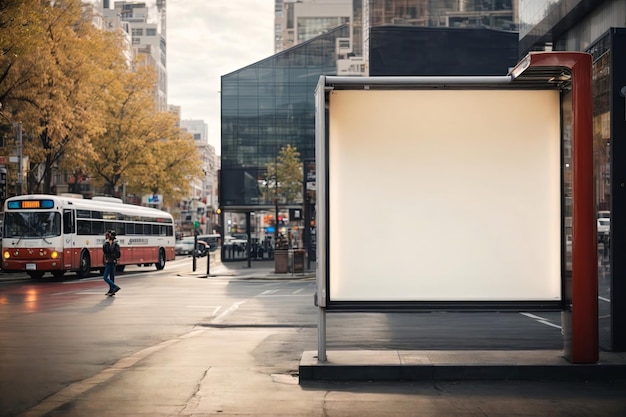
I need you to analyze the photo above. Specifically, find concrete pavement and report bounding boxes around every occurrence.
[19,324,626,417]
[7,258,626,417]
[16,322,626,417]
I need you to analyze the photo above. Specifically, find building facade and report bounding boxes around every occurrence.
[369,26,519,76]
[519,0,626,352]
[220,24,349,210]
[275,0,352,52]
[104,1,168,112]
[180,120,219,235]
[274,1,518,76]
[357,0,517,74]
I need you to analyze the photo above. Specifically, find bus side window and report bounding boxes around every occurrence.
[63,210,75,234]
[77,220,91,235]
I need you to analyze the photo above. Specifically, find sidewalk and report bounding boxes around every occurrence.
[178,252,316,280]
[10,256,626,417]
[22,328,626,417]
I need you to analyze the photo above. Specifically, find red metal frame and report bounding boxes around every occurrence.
[525,52,597,363]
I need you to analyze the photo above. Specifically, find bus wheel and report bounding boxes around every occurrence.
[155,249,166,270]
[77,250,91,278]
[27,271,45,279]
[115,265,125,272]
[52,271,65,280]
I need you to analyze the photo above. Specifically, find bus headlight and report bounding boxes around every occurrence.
[3,251,9,259]
[51,251,59,259]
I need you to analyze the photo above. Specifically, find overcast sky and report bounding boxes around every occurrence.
[167,1,275,154]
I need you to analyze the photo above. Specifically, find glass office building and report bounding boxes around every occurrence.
[520,0,626,352]
[220,24,349,209]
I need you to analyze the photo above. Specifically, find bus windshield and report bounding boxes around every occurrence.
[3,211,62,238]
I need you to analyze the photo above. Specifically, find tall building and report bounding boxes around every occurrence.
[180,120,219,234]
[357,0,517,74]
[275,0,352,52]
[221,24,350,209]
[275,1,517,75]
[519,0,626,353]
[104,1,168,112]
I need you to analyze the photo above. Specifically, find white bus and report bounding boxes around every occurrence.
[2,194,176,279]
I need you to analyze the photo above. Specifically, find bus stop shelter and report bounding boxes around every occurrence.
[311,52,597,367]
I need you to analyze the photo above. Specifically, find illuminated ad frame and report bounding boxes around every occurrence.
[315,52,597,363]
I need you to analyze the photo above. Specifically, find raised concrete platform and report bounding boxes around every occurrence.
[299,350,626,382]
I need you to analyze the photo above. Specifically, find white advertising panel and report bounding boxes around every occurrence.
[328,89,561,301]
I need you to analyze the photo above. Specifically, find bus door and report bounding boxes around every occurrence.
[63,209,79,269]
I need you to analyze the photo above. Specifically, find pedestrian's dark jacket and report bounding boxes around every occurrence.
[103,240,121,264]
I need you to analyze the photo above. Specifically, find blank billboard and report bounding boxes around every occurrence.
[328,89,561,302]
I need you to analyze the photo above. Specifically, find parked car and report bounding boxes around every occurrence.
[175,239,210,257]
[224,236,247,248]
[196,234,220,251]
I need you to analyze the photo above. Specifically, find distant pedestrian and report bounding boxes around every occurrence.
[103,230,121,296]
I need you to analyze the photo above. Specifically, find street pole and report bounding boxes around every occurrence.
[246,211,251,268]
[274,198,279,250]
[192,232,197,272]
[16,122,22,195]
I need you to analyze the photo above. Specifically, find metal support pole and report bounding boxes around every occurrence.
[317,306,327,362]
[219,210,225,262]
[304,194,310,270]
[274,198,279,250]
[246,211,251,268]
[192,234,197,272]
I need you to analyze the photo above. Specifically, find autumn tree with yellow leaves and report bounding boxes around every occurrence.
[0,0,203,203]
[263,144,303,204]
[87,64,202,200]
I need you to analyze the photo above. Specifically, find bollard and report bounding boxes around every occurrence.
[192,235,197,272]
[206,251,210,275]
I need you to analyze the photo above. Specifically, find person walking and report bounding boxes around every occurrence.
[103,230,121,296]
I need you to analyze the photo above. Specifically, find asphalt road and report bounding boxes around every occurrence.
[0,258,622,417]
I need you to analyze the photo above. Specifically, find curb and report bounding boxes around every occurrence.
[177,272,315,280]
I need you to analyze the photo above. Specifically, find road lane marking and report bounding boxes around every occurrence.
[537,320,561,329]
[211,300,247,324]
[520,312,548,321]
[520,312,562,330]
[256,294,310,297]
